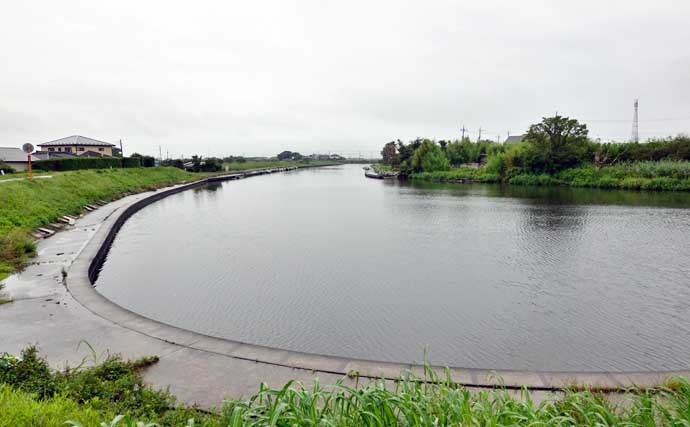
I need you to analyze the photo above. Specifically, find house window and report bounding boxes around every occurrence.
[98,147,104,151]
[48,148,55,152]
[78,147,84,151]
[64,147,72,153]
[58,148,62,151]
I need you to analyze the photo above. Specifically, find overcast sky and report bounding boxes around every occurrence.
[2,1,689,158]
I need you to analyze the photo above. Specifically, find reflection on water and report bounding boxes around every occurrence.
[97,165,690,371]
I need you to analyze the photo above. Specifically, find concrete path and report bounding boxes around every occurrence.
[0,175,53,183]
[0,172,683,408]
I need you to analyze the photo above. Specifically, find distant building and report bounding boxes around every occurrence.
[0,147,39,171]
[33,151,76,161]
[37,135,116,157]
[308,153,345,161]
[504,134,526,145]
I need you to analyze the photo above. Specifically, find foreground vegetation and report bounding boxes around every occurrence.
[3,347,690,426]
[0,167,196,282]
[381,115,690,191]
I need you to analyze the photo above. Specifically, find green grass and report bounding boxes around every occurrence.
[0,385,116,427]
[0,347,218,426]
[223,160,338,172]
[411,167,500,183]
[0,167,197,282]
[411,161,690,191]
[558,161,690,190]
[371,164,393,173]
[4,347,690,426]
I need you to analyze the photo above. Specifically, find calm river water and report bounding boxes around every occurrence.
[97,164,690,371]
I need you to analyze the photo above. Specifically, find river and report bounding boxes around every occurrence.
[96,164,690,371]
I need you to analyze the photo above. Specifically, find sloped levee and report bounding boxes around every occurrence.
[71,165,690,392]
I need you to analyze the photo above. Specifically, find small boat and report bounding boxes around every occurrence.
[364,170,384,179]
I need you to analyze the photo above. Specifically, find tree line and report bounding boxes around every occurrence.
[381,115,690,178]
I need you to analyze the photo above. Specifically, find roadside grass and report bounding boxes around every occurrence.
[3,347,690,426]
[0,167,197,283]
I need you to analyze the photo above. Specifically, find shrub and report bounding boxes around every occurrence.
[34,157,141,171]
[0,230,36,273]
[0,347,209,424]
[130,153,156,167]
[411,141,450,172]
[0,162,16,174]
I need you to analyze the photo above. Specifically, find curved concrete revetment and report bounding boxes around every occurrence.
[65,166,690,392]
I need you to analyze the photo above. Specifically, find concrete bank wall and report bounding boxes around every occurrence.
[70,164,690,392]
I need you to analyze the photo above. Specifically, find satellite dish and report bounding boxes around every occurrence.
[22,143,35,154]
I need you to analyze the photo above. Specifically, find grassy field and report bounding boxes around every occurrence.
[3,347,690,426]
[0,167,197,282]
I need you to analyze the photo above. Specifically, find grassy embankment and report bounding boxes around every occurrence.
[412,161,690,191]
[3,347,690,426]
[371,164,393,173]
[0,167,197,284]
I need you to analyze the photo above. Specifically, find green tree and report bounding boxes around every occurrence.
[446,141,469,166]
[525,115,590,173]
[411,141,450,172]
[277,151,302,160]
[380,141,398,166]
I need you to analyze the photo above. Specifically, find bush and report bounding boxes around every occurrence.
[0,347,56,399]
[0,347,210,424]
[130,153,156,167]
[34,157,141,171]
[0,162,16,174]
[411,141,449,172]
[0,230,36,276]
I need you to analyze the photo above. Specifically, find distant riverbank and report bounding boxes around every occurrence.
[410,161,690,191]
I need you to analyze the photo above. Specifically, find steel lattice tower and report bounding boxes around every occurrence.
[631,99,639,143]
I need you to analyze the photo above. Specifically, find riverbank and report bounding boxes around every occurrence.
[224,159,338,172]
[3,347,690,427]
[370,163,399,178]
[410,161,690,191]
[0,163,341,284]
[0,167,198,283]
[3,163,690,423]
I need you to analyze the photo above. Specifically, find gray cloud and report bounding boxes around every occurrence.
[1,0,689,157]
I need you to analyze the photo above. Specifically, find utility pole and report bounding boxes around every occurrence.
[460,125,467,140]
[119,139,124,168]
[631,99,639,143]
[159,145,163,164]
[477,127,482,143]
